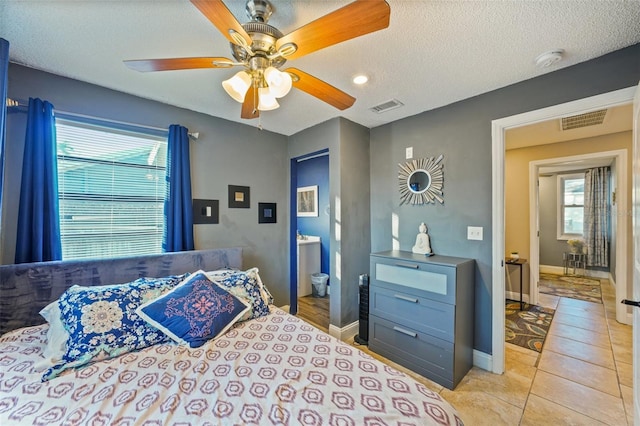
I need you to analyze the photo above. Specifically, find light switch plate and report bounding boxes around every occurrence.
[406,147,413,159]
[467,226,483,240]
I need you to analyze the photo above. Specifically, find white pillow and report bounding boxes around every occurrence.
[34,300,69,371]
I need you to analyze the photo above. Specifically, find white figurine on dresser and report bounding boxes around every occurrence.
[412,222,432,255]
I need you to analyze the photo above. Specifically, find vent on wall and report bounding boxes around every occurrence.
[561,109,607,131]
[370,99,404,114]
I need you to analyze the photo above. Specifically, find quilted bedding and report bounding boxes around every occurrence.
[0,307,463,425]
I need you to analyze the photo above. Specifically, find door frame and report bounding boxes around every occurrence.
[491,86,636,374]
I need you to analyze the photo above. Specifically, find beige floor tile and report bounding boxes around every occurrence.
[537,293,560,309]
[444,365,534,409]
[440,383,524,426]
[544,334,615,369]
[521,394,607,425]
[609,321,633,342]
[617,360,633,388]
[620,384,634,425]
[558,297,604,312]
[505,343,539,367]
[552,311,609,334]
[612,340,633,365]
[559,304,605,320]
[538,350,620,397]
[548,321,611,349]
[530,370,627,425]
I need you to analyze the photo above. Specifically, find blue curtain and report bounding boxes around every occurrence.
[163,124,194,252]
[15,98,62,263]
[0,38,9,219]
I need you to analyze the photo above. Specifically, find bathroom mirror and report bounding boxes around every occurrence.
[398,155,445,205]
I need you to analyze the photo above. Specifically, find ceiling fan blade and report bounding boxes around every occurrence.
[276,0,390,60]
[286,68,355,110]
[190,0,252,46]
[241,85,260,119]
[124,57,235,72]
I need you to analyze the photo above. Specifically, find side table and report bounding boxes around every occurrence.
[563,252,586,276]
[506,258,527,310]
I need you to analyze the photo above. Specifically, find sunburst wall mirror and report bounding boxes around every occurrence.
[398,155,444,205]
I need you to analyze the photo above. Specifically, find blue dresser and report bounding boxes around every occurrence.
[369,250,475,389]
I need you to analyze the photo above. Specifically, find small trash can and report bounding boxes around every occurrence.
[311,273,329,297]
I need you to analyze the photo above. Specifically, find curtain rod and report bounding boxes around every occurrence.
[6,97,199,140]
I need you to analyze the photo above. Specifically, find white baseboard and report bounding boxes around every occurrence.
[539,265,564,275]
[473,350,492,372]
[505,291,530,304]
[329,320,359,341]
[540,264,609,279]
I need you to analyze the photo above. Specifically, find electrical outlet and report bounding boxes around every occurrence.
[467,226,483,240]
[406,147,413,159]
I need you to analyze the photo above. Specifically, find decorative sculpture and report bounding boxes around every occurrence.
[412,222,433,255]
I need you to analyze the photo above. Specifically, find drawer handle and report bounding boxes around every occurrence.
[394,262,420,269]
[394,294,418,303]
[393,326,417,338]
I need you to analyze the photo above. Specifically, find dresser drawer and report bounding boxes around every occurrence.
[369,316,454,386]
[370,282,454,342]
[370,256,457,304]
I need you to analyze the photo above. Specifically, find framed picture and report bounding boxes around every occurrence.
[297,185,318,217]
[228,185,250,208]
[258,202,277,224]
[192,199,219,224]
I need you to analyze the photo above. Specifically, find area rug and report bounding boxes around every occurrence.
[538,273,602,304]
[505,300,554,352]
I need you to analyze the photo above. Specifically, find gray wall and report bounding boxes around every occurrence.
[370,43,640,354]
[2,64,291,305]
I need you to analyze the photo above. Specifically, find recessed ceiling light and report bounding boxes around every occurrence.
[352,74,369,85]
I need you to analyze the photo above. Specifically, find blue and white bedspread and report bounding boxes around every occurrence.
[0,307,463,425]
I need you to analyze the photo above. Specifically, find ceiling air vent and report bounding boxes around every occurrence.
[561,109,607,131]
[370,99,404,114]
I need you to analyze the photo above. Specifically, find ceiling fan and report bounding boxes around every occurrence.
[124,0,390,119]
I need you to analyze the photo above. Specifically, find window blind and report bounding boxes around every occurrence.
[559,174,585,237]
[56,119,167,260]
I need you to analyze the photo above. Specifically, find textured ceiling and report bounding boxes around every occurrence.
[2,0,639,136]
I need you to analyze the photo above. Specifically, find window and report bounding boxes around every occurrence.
[557,173,584,239]
[56,119,167,260]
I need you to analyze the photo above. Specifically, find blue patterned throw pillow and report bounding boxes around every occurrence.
[206,268,272,320]
[137,271,250,348]
[42,274,186,381]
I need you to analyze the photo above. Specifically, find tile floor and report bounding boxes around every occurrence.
[298,276,633,425]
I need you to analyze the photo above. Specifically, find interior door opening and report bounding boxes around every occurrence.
[491,86,636,375]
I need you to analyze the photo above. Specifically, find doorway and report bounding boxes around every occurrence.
[491,86,636,374]
[526,150,628,309]
[290,150,331,331]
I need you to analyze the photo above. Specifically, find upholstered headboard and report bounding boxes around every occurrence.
[0,248,242,335]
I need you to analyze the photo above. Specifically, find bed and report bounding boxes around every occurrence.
[0,248,463,425]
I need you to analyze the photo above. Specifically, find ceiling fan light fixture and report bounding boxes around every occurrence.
[264,66,292,98]
[258,87,279,110]
[222,71,252,102]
